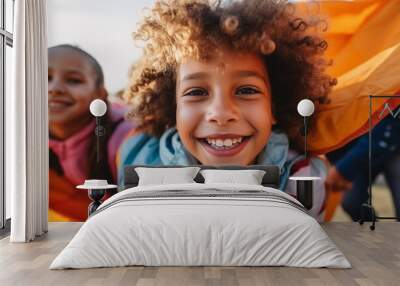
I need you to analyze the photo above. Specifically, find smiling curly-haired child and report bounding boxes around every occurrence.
[117,0,337,220]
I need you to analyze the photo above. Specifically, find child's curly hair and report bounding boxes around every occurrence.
[124,0,336,150]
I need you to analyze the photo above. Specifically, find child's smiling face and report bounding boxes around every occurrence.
[48,47,105,129]
[176,48,276,165]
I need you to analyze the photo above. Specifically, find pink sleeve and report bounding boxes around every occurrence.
[107,121,135,182]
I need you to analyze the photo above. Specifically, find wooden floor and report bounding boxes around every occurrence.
[0,222,399,286]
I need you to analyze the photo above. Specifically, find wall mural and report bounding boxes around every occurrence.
[47,0,400,222]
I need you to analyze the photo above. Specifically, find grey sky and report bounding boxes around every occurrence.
[47,0,328,93]
[47,0,156,94]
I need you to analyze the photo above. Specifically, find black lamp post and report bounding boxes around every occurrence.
[89,99,107,163]
[297,99,315,160]
[78,99,117,216]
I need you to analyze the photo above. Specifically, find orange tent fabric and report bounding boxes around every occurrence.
[49,169,91,222]
[294,0,400,154]
[295,0,400,221]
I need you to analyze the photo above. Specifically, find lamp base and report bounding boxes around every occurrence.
[289,177,321,210]
[87,189,106,216]
[296,180,313,210]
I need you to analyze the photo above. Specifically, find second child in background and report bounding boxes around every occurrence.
[48,45,134,221]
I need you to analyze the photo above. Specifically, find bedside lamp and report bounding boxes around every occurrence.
[89,99,107,163]
[289,99,318,210]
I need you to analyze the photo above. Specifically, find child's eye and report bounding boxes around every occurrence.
[67,78,83,84]
[236,86,261,96]
[183,88,208,97]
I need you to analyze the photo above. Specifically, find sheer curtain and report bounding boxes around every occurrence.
[7,0,48,242]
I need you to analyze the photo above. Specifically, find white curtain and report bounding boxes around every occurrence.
[7,0,48,242]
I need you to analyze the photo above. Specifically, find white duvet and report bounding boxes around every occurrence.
[50,183,351,269]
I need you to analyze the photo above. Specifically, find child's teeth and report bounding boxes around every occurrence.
[223,139,233,147]
[216,139,224,147]
[204,137,246,148]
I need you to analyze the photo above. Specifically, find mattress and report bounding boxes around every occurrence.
[50,183,351,269]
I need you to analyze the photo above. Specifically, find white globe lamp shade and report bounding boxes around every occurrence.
[297,99,315,117]
[90,99,107,117]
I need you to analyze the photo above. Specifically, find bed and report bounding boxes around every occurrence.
[50,165,350,269]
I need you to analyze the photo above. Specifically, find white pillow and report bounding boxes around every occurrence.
[135,167,201,186]
[200,169,266,185]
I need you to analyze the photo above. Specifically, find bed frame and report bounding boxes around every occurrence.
[122,165,280,190]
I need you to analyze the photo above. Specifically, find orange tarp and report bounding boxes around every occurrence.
[295,0,400,154]
[295,0,400,221]
[49,169,90,222]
